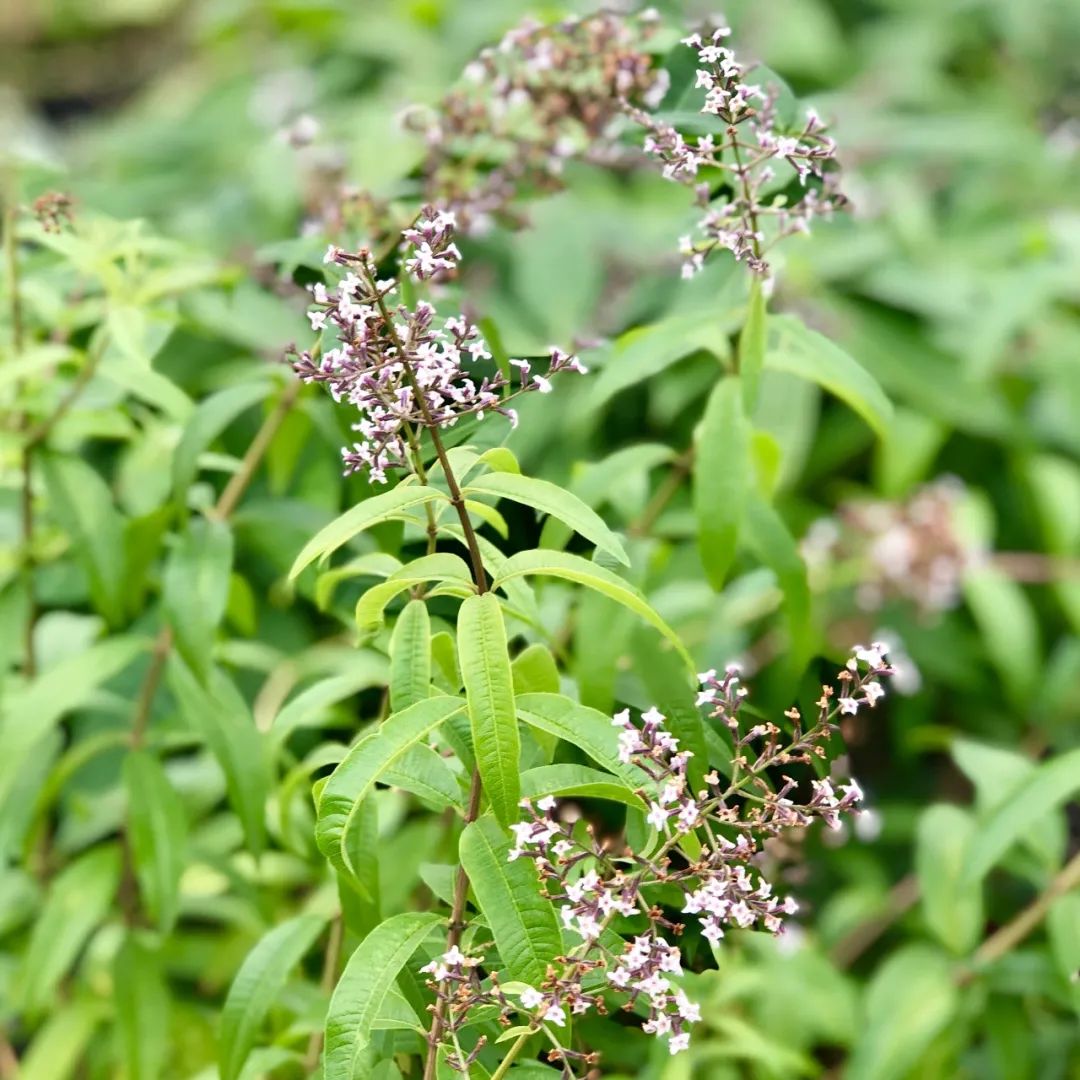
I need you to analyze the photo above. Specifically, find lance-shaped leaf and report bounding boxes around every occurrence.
[123,750,188,933]
[963,747,1080,884]
[17,845,121,1014]
[169,658,268,855]
[458,594,520,826]
[739,275,767,410]
[463,471,629,566]
[694,375,750,591]
[163,516,233,680]
[516,694,649,791]
[172,380,271,504]
[460,817,562,985]
[316,696,467,876]
[219,913,327,1080]
[324,913,441,1080]
[356,553,474,633]
[114,933,169,1080]
[390,599,432,712]
[767,314,893,439]
[492,549,692,669]
[290,485,449,579]
[520,764,644,808]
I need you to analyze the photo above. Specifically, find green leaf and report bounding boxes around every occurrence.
[847,945,957,1080]
[290,485,449,579]
[172,381,271,504]
[324,913,441,1080]
[915,804,983,954]
[694,375,750,590]
[356,553,474,633]
[17,845,121,1014]
[767,314,893,439]
[390,599,432,712]
[316,553,404,611]
[114,933,169,1080]
[458,594,520,827]
[520,764,644,807]
[511,643,561,696]
[739,275,767,410]
[963,566,1041,708]
[163,516,234,680]
[516,694,649,791]
[317,697,467,876]
[963,747,1080,883]
[123,750,188,933]
[383,745,465,810]
[168,658,268,855]
[219,913,327,1080]
[463,472,629,566]
[0,636,145,816]
[492,549,692,670]
[742,496,813,671]
[19,1001,104,1080]
[41,454,127,626]
[460,817,562,985]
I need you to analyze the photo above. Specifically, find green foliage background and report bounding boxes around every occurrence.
[1,0,1078,1077]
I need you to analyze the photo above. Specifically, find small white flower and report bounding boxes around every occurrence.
[532,374,553,393]
[537,795,557,812]
[839,696,860,715]
[544,1003,566,1026]
[669,1032,691,1054]
[646,802,671,831]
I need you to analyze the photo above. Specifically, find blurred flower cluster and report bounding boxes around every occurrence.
[802,478,981,616]
[292,207,584,481]
[401,10,667,233]
[421,650,891,1069]
[627,18,846,277]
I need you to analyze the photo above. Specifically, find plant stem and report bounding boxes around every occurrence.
[961,850,1080,981]
[628,449,694,538]
[490,1030,533,1080]
[303,914,344,1073]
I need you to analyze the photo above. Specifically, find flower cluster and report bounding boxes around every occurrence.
[421,650,890,1070]
[292,207,585,481]
[802,477,980,616]
[627,18,846,277]
[402,11,667,233]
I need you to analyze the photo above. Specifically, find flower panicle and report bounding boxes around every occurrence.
[293,206,585,482]
[629,16,847,278]
[423,647,890,1070]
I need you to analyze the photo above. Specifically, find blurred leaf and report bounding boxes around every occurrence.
[168,658,268,855]
[324,913,441,1080]
[915,803,983,953]
[963,748,1080,883]
[124,749,188,933]
[767,315,893,439]
[460,816,562,984]
[694,375,750,590]
[219,913,327,1080]
[163,517,234,680]
[19,1000,104,1080]
[458,593,519,827]
[114,933,169,1080]
[511,643,560,695]
[17,845,121,1014]
[847,945,958,1080]
[739,276,767,410]
[41,454,128,627]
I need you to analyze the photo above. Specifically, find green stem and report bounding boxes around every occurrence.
[490,1030,534,1080]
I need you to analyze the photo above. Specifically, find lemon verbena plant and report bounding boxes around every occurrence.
[239,14,896,1079]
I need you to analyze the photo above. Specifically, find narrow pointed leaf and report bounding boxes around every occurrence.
[739,276,767,410]
[390,599,432,712]
[219,913,327,1080]
[694,375,749,590]
[458,594,519,826]
[520,764,644,808]
[463,471,629,566]
[324,913,441,1080]
[316,697,467,875]
[290,485,448,579]
[492,549,692,669]
[123,750,188,933]
[114,934,169,1080]
[460,817,562,984]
